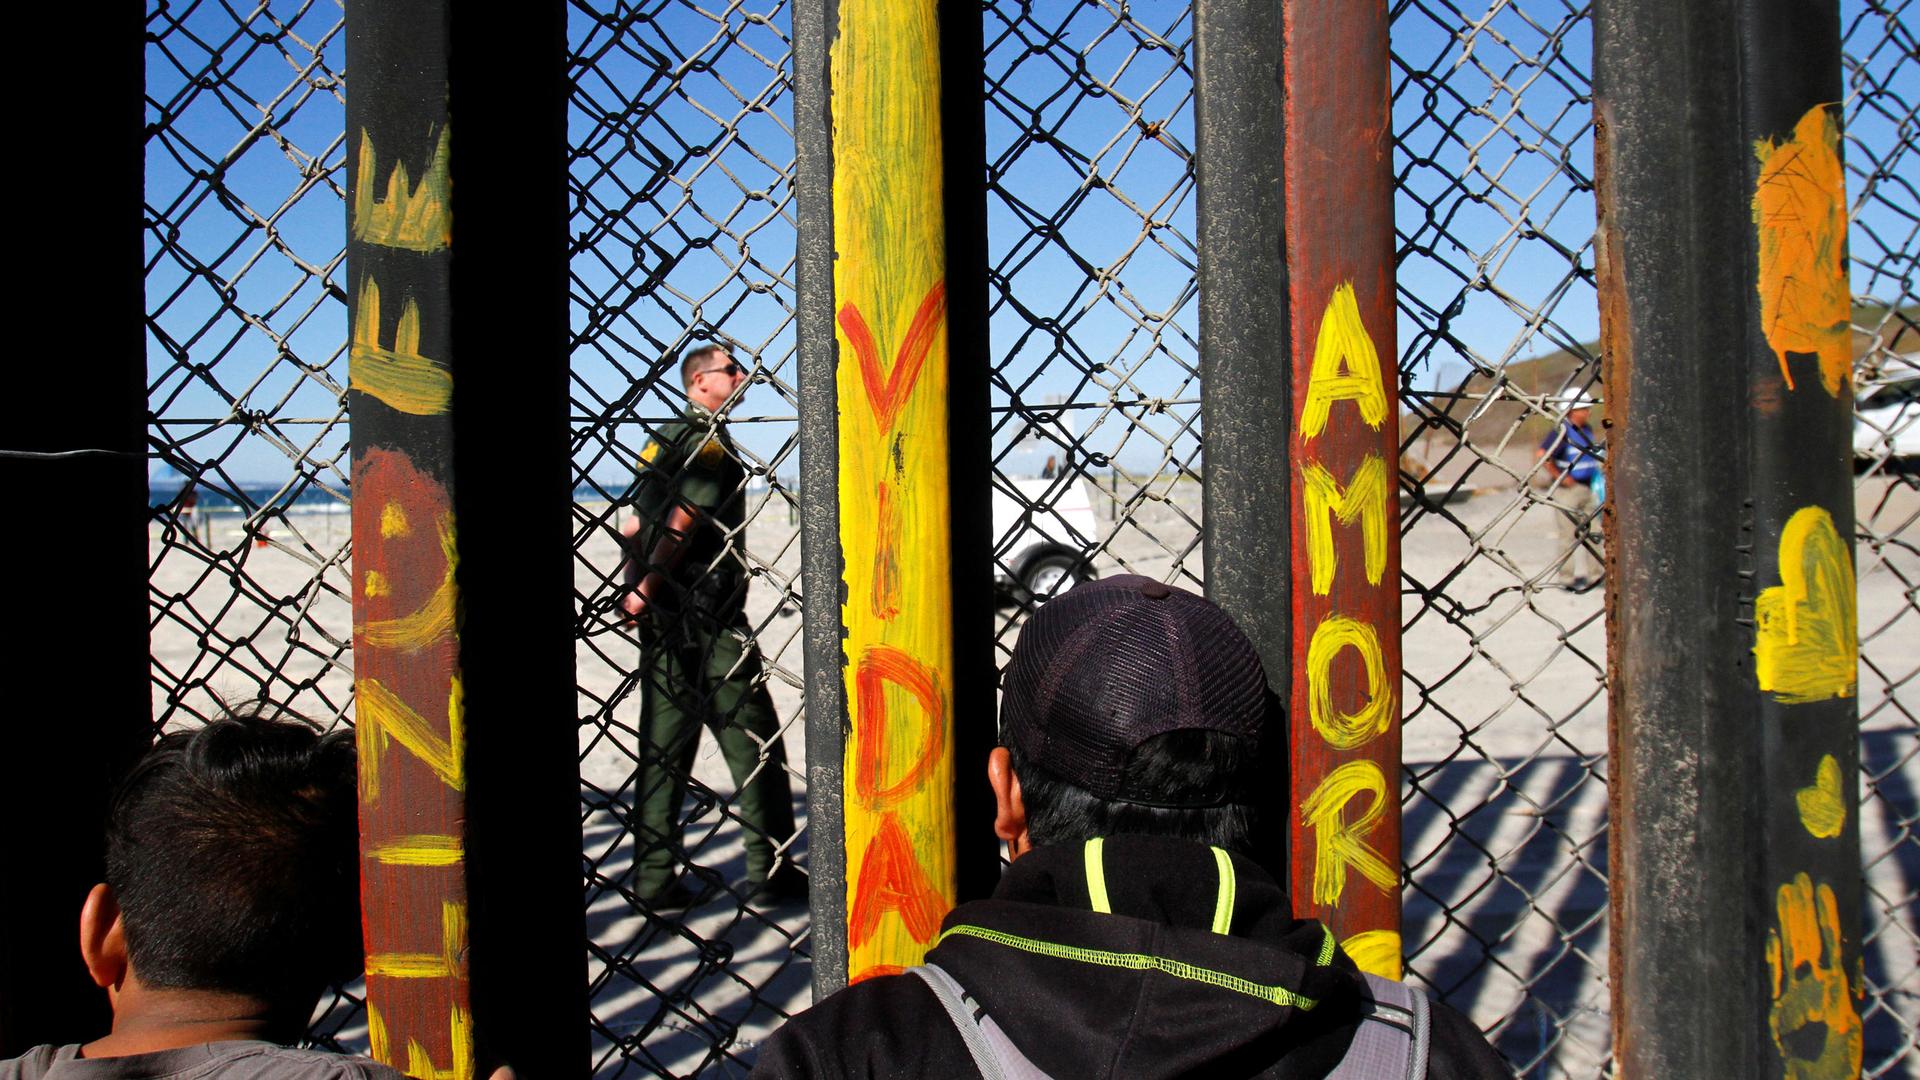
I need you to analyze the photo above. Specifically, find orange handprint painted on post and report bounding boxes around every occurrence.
[1766,873,1862,1079]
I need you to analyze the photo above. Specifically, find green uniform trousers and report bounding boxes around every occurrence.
[635,601,796,897]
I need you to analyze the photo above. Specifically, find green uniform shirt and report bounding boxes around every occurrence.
[630,404,747,597]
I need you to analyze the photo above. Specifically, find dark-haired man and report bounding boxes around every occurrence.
[753,576,1508,1078]
[1,710,401,1078]
[619,344,801,908]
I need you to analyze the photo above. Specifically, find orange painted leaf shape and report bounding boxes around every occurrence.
[838,280,947,435]
[1753,105,1851,398]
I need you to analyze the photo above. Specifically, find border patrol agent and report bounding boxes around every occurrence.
[622,345,801,908]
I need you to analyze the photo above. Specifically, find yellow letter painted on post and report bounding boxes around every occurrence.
[1300,282,1388,440]
[1306,615,1395,750]
[1755,506,1856,704]
[1342,929,1404,981]
[353,128,452,253]
[351,278,453,416]
[1302,454,1391,596]
[1300,759,1397,906]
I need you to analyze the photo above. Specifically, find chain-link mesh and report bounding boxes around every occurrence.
[143,0,369,1048]
[133,0,1919,1075]
[983,1,1203,656]
[1390,3,1611,1076]
[981,0,1612,1074]
[1844,3,1920,1074]
[568,3,812,1074]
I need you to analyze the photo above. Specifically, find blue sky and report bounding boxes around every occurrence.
[145,0,1915,490]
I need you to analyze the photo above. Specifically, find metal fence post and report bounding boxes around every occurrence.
[1597,0,1862,1074]
[793,0,995,995]
[0,5,151,1053]
[345,2,587,1073]
[1196,0,1404,978]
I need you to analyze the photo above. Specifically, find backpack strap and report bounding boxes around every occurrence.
[1326,972,1431,1080]
[911,963,1055,1080]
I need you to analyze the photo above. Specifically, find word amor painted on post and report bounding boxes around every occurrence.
[1293,282,1403,980]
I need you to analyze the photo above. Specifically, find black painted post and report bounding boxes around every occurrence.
[938,2,1000,917]
[792,0,995,997]
[344,1,586,1072]
[0,5,150,1053]
[1597,0,1862,1074]
[1193,0,1292,701]
[791,0,850,994]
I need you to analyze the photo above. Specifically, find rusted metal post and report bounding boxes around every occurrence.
[345,2,587,1072]
[0,5,150,1052]
[1597,0,1862,1074]
[1196,0,1403,979]
[793,0,995,994]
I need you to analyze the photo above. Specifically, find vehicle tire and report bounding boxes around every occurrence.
[1021,551,1091,604]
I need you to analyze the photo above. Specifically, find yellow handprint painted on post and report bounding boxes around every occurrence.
[1766,873,1862,1079]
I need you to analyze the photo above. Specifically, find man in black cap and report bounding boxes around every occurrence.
[752,575,1507,1078]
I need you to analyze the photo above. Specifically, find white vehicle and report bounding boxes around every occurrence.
[992,476,1100,603]
[1855,368,1919,475]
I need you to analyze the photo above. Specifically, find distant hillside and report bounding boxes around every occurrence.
[1402,302,1919,476]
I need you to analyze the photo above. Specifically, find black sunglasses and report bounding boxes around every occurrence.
[699,361,745,378]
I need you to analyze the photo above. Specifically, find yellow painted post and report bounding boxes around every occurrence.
[828,0,960,984]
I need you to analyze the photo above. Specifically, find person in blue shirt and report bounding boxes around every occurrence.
[1536,395,1604,591]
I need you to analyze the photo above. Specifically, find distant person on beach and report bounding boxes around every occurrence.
[619,344,803,909]
[752,576,1507,1079]
[1535,394,1604,592]
[0,709,403,1080]
[179,484,200,542]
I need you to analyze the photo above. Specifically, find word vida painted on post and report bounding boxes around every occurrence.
[830,0,959,986]
[1295,282,1401,980]
[350,128,475,1080]
[836,282,957,984]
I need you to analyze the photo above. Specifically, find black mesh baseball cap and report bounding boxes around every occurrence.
[1000,574,1273,807]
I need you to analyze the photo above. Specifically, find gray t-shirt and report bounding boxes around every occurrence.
[0,1042,404,1080]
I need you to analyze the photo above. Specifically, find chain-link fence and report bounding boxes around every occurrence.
[134,0,1917,1076]
[1844,3,1920,1074]
[142,0,370,1049]
[1388,1,1611,1074]
[567,2,812,1074]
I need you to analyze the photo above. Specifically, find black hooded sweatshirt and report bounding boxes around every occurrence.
[753,835,1508,1079]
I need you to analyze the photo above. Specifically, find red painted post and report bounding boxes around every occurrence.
[1198,0,1400,976]
[1281,0,1402,980]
